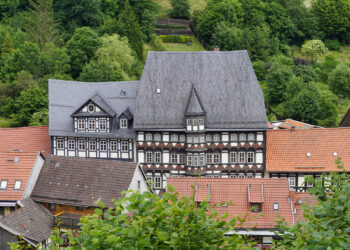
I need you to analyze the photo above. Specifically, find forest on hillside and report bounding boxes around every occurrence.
[0,0,349,128]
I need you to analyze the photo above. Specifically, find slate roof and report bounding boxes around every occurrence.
[168,178,294,229]
[186,86,205,115]
[49,80,139,138]
[0,126,50,202]
[0,197,53,243]
[135,51,268,130]
[72,94,116,117]
[266,128,350,172]
[31,155,139,208]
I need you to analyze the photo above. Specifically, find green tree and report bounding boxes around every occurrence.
[29,108,48,126]
[0,33,13,58]
[312,0,350,40]
[118,1,143,60]
[149,34,166,51]
[66,27,101,78]
[276,160,350,249]
[301,40,328,63]
[79,60,124,82]
[211,22,244,51]
[40,43,70,76]
[266,62,294,104]
[170,0,190,19]
[25,0,61,50]
[53,0,103,34]
[328,63,350,98]
[0,0,19,20]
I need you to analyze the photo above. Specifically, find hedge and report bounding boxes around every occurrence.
[159,35,192,43]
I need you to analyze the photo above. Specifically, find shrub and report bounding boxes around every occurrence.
[159,35,192,43]
[150,34,166,51]
[324,39,341,51]
[170,0,190,20]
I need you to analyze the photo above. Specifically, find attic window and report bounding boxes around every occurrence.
[273,203,279,211]
[0,180,8,190]
[156,88,161,94]
[250,203,262,213]
[333,152,338,156]
[120,119,128,128]
[14,180,22,190]
[88,104,95,113]
[14,157,19,163]
[306,152,311,157]
[120,90,126,97]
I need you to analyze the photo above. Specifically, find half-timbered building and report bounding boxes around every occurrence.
[134,51,268,192]
[49,80,138,161]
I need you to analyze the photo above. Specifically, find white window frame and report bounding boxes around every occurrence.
[239,133,246,142]
[187,119,192,125]
[154,152,161,163]
[154,176,161,189]
[120,119,128,128]
[247,152,254,163]
[187,155,192,166]
[78,119,85,130]
[87,104,95,113]
[199,156,205,165]
[146,152,153,163]
[193,156,199,166]
[99,120,106,130]
[206,154,212,164]
[213,153,220,163]
[230,133,237,141]
[206,134,212,142]
[193,136,199,144]
[230,152,237,163]
[0,180,8,190]
[180,135,186,142]
[14,180,22,190]
[89,140,96,151]
[146,134,152,141]
[68,140,75,150]
[121,141,128,152]
[78,140,85,150]
[154,133,161,142]
[248,133,255,141]
[179,154,186,164]
[238,152,245,163]
[57,139,64,150]
[187,136,193,143]
[198,118,204,125]
[110,141,117,151]
[171,154,178,164]
[288,177,296,187]
[199,136,205,143]
[213,134,220,142]
[171,134,178,142]
[88,119,96,130]
[100,141,107,151]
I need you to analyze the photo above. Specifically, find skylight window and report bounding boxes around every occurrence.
[333,152,338,156]
[0,180,8,190]
[306,152,311,157]
[273,203,279,211]
[14,180,22,190]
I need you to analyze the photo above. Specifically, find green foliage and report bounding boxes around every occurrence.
[324,39,341,51]
[252,60,266,81]
[312,0,350,40]
[328,63,350,98]
[66,27,101,78]
[156,24,188,29]
[29,108,48,126]
[0,0,19,20]
[149,34,166,51]
[79,60,125,82]
[170,0,190,20]
[301,40,328,63]
[276,160,350,249]
[0,32,13,58]
[25,0,61,50]
[211,22,244,51]
[159,34,192,43]
[40,43,70,76]
[118,1,144,60]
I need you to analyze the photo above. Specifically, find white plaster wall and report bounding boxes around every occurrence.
[138,151,145,163]
[163,151,169,164]
[127,166,149,194]
[57,150,64,156]
[22,154,45,199]
[222,151,228,164]
[257,133,264,142]
[256,152,263,164]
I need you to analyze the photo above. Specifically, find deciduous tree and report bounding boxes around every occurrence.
[301,40,328,63]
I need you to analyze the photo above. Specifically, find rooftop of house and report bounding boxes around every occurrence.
[339,108,350,127]
[291,192,318,223]
[49,80,139,138]
[167,178,294,229]
[268,119,320,130]
[31,155,140,208]
[266,127,350,172]
[135,51,268,130]
[0,126,50,202]
[0,197,53,244]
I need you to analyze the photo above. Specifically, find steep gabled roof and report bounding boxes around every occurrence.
[118,107,133,120]
[49,80,139,138]
[71,94,116,117]
[0,198,53,244]
[168,178,294,229]
[0,126,50,202]
[31,155,139,208]
[266,128,350,172]
[135,51,268,130]
[185,86,205,115]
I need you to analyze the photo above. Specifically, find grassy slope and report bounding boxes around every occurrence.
[293,45,350,63]
[163,36,205,51]
[155,0,208,17]
[0,117,11,128]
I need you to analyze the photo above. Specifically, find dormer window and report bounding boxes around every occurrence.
[99,120,106,130]
[88,119,95,130]
[120,119,128,128]
[78,119,85,130]
[88,104,95,113]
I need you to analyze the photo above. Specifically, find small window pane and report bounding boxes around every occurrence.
[199,136,205,143]
[239,134,246,141]
[78,119,85,129]
[78,140,86,150]
[146,152,152,163]
[154,134,161,141]
[171,134,178,142]
[187,119,192,125]
[199,156,205,165]
[88,120,96,130]
[121,141,128,151]
[213,153,220,163]
[154,152,161,163]
[273,203,279,211]
[14,180,21,190]
[198,118,204,125]
[57,139,64,150]
[171,154,178,163]
[230,133,237,141]
[180,135,186,142]
[248,133,254,141]
[68,140,75,150]
[187,136,193,143]
[206,154,212,164]
[213,134,220,142]
[120,119,128,128]
[146,134,152,141]
[110,141,117,151]
[193,136,199,143]
[247,152,254,163]
[238,152,245,163]
[179,154,186,164]
[100,141,107,151]
[89,140,96,151]
[230,152,237,163]
[0,180,8,190]
[187,156,192,166]
[206,134,212,142]
[99,120,106,130]
[154,177,161,188]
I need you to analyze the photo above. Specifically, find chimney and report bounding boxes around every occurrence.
[214,46,220,51]
[291,125,296,134]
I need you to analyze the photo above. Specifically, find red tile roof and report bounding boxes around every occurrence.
[0,126,50,201]
[266,128,350,172]
[167,178,294,229]
[292,192,318,223]
[268,119,318,130]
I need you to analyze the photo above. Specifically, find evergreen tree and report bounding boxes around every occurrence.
[170,0,190,20]
[25,0,61,50]
[118,1,143,60]
[0,33,13,59]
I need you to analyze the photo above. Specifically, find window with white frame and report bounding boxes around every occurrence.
[180,135,186,142]
[238,173,245,178]
[193,155,199,166]
[171,154,177,163]
[154,152,161,163]
[288,177,296,187]
[199,156,205,165]
[187,155,192,166]
[187,136,193,143]
[199,136,205,143]
[121,141,128,151]
[68,140,75,150]
[213,153,220,163]
[230,173,237,178]
[154,176,161,189]
[247,173,254,178]
[198,118,204,125]
[154,133,161,141]
[89,140,96,151]
[78,119,85,130]
[0,180,8,190]
[213,134,220,142]
[146,152,152,163]
[187,119,192,125]
[120,119,128,128]
[14,180,21,190]
[206,134,212,142]
[88,119,96,130]
[193,119,198,125]
[230,152,237,163]
[57,139,64,150]
[88,104,95,113]
[193,136,199,143]
[78,140,85,150]
[179,154,186,164]
[230,133,237,141]
[248,133,254,141]
[206,154,213,164]
[247,152,254,163]
[99,120,106,130]
[146,134,152,141]
[100,141,107,151]
[238,152,245,163]
[110,141,117,151]
[171,134,178,142]
[239,133,246,141]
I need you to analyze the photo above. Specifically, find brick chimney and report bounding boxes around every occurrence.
[214,46,220,51]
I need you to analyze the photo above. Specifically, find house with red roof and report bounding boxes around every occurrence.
[0,126,50,217]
